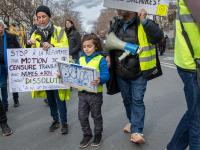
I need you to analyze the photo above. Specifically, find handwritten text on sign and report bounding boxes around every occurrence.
[104,0,169,16]
[7,48,69,92]
[58,61,98,93]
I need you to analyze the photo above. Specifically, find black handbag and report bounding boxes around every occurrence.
[143,47,162,80]
[106,67,120,95]
[106,52,120,95]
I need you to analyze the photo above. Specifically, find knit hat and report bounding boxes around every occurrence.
[36,5,51,18]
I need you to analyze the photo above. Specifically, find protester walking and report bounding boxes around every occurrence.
[167,0,200,149]
[106,9,163,144]
[78,33,109,148]
[28,5,70,134]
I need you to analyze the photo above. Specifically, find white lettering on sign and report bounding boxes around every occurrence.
[58,61,98,93]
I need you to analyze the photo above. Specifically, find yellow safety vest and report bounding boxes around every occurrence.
[138,23,157,71]
[174,0,200,70]
[31,25,70,101]
[79,55,103,93]
[31,25,68,48]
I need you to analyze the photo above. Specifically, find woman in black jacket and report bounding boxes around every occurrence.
[65,19,81,63]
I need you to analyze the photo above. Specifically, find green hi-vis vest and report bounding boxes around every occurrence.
[138,23,157,71]
[79,55,103,93]
[174,0,200,70]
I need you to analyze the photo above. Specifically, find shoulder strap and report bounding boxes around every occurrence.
[57,28,65,43]
[178,0,194,58]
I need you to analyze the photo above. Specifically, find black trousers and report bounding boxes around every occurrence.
[78,91,103,136]
[13,92,19,101]
[0,100,7,124]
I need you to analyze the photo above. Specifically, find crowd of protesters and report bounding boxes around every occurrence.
[0,1,200,150]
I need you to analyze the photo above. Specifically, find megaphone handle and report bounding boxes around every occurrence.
[119,51,130,61]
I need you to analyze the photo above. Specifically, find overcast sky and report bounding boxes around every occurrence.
[72,0,105,32]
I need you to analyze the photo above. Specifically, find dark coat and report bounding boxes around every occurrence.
[65,29,81,60]
[109,17,163,80]
[106,17,164,95]
[0,31,21,63]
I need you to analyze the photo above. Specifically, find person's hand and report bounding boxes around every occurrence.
[27,39,36,45]
[138,9,147,22]
[106,55,111,68]
[56,71,61,78]
[91,77,100,86]
[42,42,52,51]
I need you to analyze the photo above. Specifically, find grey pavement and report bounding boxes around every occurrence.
[0,51,186,150]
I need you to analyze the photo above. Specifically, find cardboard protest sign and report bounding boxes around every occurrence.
[104,0,170,16]
[58,61,98,93]
[7,48,69,92]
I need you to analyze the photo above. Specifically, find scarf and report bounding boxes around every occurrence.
[35,21,54,42]
[65,27,74,37]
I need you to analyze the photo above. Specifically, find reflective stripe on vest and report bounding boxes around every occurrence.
[138,23,157,71]
[57,28,65,43]
[174,0,200,70]
[79,55,103,92]
[179,14,194,23]
[31,25,68,48]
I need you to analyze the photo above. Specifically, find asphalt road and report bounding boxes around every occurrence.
[0,51,187,150]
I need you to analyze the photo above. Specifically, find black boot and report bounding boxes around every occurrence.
[13,99,19,107]
[49,120,60,132]
[43,99,49,105]
[91,134,102,147]
[79,135,93,148]
[61,122,68,134]
[0,123,13,136]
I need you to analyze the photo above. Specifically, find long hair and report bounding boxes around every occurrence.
[81,33,102,51]
[65,19,76,30]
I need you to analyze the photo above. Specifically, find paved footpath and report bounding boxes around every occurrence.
[0,52,186,150]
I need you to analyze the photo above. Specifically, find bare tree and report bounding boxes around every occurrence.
[0,0,83,31]
[92,8,117,34]
[0,0,44,28]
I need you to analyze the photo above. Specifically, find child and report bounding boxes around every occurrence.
[78,33,110,148]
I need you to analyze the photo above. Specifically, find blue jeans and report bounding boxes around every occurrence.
[117,75,147,134]
[0,64,8,109]
[46,90,67,124]
[167,68,200,150]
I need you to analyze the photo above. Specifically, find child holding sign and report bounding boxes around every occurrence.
[78,33,109,148]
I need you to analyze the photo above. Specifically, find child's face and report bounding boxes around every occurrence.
[82,40,96,56]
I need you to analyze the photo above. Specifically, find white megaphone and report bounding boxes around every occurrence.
[105,32,142,61]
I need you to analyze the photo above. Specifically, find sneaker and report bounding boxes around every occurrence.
[91,134,102,147]
[123,123,131,133]
[130,133,145,144]
[79,135,93,148]
[1,123,13,136]
[49,121,60,132]
[13,99,20,107]
[61,122,68,134]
